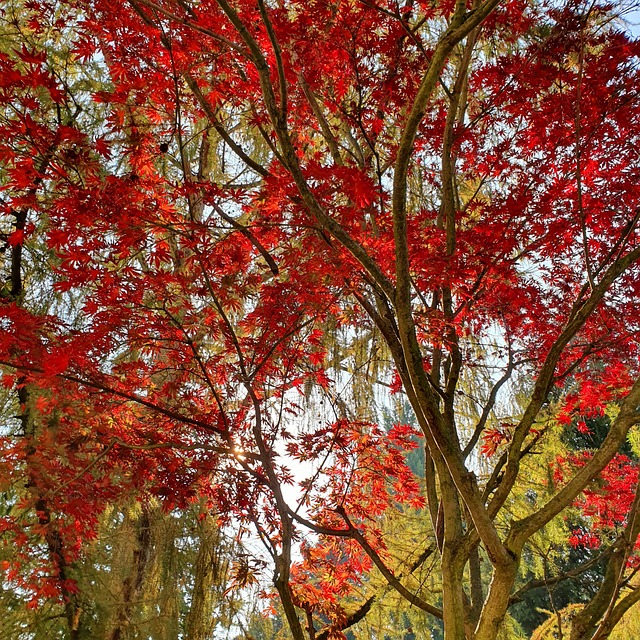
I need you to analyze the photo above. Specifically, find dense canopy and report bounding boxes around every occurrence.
[1,0,640,638]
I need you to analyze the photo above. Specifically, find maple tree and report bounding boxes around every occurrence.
[2,0,640,638]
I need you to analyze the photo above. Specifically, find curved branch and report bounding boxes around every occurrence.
[510,376,640,548]
[336,507,443,618]
[492,245,640,518]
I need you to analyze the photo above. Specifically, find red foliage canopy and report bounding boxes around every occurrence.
[2,0,640,638]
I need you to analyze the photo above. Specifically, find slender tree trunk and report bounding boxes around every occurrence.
[185,516,223,640]
[473,562,518,640]
[274,552,306,640]
[469,546,484,623]
[439,460,468,640]
[441,546,467,640]
[109,505,152,640]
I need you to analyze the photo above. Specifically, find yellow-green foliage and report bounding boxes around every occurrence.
[609,604,640,639]
[532,600,640,640]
